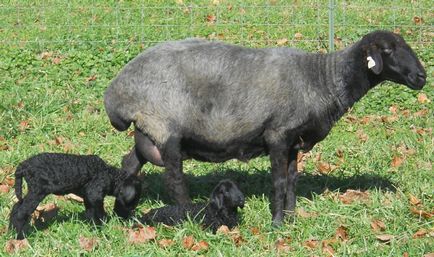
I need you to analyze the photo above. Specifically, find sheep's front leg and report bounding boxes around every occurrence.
[284,149,298,215]
[269,145,289,226]
[161,137,191,205]
[84,187,106,224]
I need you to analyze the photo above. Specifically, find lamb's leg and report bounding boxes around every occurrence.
[9,191,45,239]
[161,137,191,205]
[284,149,298,215]
[84,188,106,225]
[268,144,289,226]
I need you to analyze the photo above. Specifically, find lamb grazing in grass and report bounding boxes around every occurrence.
[9,153,142,239]
[139,179,245,232]
[104,30,426,226]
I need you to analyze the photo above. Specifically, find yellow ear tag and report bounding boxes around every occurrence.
[367,56,376,69]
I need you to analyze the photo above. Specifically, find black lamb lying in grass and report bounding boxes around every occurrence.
[9,153,142,239]
[139,179,245,232]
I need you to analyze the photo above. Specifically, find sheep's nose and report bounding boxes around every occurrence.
[417,72,426,81]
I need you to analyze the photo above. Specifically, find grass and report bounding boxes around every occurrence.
[0,0,433,256]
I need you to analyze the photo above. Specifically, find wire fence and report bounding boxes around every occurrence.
[0,0,432,51]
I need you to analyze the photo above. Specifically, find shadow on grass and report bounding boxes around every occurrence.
[139,168,396,204]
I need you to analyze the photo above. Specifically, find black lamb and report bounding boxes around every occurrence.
[139,179,244,232]
[9,153,142,239]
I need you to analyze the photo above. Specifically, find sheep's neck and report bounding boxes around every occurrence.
[321,42,383,121]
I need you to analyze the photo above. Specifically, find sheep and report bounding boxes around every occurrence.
[139,179,244,232]
[104,30,426,226]
[9,153,142,239]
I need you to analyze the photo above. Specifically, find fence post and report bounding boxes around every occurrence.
[328,0,335,52]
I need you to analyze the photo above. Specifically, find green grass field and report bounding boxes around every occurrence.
[0,0,433,256]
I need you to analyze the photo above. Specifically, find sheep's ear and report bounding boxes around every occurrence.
[210,189,225,210]
[366,46,383,75]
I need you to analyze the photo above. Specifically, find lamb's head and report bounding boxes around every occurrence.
[362,30,426,90]
[209,180,245,213]
[113,175,142,219]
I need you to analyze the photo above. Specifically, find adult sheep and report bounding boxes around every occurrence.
[104,31,426,225]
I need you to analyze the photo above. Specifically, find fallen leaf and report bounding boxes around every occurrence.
[296,208,317,218]
[182,235,195,250]
[4,239,29,254]
[339,189,370,204]
[19,120,30,131]
[424,253,434,257]
[413,229,429,239]
[294,32,303,40]
[62,140,75,152]
[322,241,335,256]
[275,238,292,252]
[0,184,10,194]
[85,75,97,82]
[403,252,409,257]
[413,16,424,25]
[79,236,98,251]
[276,38,289,46]
[33,203,59,223]
[206,14,216,23]
[65,193,84,203]
[391,156,405,168]
[335,225,349,241]
[417,93,430,104]
[55,136,64,145]
[376,234,394,243]
[52,57,61,65]
[127,226,157,244]
[409,194,421,206]
[250,227,260,235]
[231,233,245,247]
[410,207,433,219]
[40,51,53,59]
[414,109,429,117]
[381,115,398,123]
[217,225,230,235]
[191,240,209,251]
[356,129,369,142]
[317,161,338,174]
[389,105,398,114]
[158,239,174,248]
[370,219,386,232]
[303,239,319,249]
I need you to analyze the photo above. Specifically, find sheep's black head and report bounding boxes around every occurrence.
[362,30,426,90]
[209,179,245,213]
[113,175,142,219]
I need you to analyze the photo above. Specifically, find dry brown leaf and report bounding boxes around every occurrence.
[216,225,230,235]
[40,51,53,59]
[339,189,370,204]
[335,225,349,241]
[409,194,421,206]
[303,239,319,249]
[19,120,30,131]
[376,234,394,243]
[423,253,434,257]
[294,32,303,40]
[275,238,292,252]
[322,241,335,256]
[410,207,433,219]
[65,193,84,203]
[389,105,398,114]
[232,233,246,247]
[356,129,369,142]
[370,219,386,232]
[413,16,424,24]
[52,57,61,65]
[317,161,338,174]
[276,38,289,46]
[412,229,429,239]
[79,236,98,251]
[403,252,409,257]
[33,203,59,223]
[296,208,317,218]
[391,156,405,168]
[206,14,216,23]
[0,184,10,194]
[191,240,209,251]
[381,115,399,123]
[250,227,260,235]
[417,93,430,104]
[4,239,29,254]
[127,226,157,244]
[182,235,195,250]
[158,239,175,248]
[86,75,97,82]
[414,109,429,117]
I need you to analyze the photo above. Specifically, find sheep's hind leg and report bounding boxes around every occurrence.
[9,191,45,239]
[122,129,164,176]
[284,149,298,217]
[161,136,191,205]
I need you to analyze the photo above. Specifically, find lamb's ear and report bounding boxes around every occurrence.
[366,45,383,75]
[210,186,225,210]
[119,185,136,203]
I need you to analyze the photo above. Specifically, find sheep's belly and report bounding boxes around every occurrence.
[181,137,267,163]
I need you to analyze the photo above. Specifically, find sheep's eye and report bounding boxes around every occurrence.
[383,48,392,55]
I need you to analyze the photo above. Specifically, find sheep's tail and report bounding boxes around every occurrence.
[14,164,25,203]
